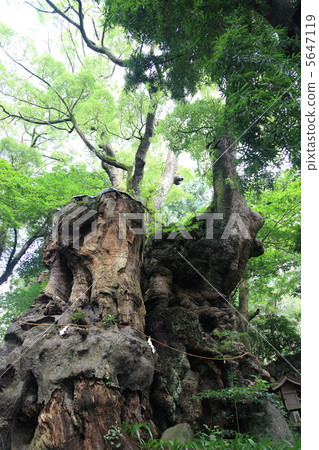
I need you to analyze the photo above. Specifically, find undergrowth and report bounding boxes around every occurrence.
[122,422,301,449]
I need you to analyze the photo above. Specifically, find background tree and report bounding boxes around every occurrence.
[0,154,107,286]
[243,170,301,361]
[106,0,300,185]
[0,1,183,201]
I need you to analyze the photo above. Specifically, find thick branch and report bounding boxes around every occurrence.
[0,104,72,128]
[154,150,178,210]
[130,107,157,196]
[6,229,18,268]
[0,226,8,262]
[248,309,260,321]
[99,143,122,187]
[71,116,130,171]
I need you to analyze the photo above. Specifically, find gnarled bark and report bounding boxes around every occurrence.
[142,137,266,431]
[0,137,293,447]
[0,190,155,449]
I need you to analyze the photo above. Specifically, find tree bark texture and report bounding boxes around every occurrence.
[142,136,266,431]
[154,150,178,211]
[0,137,292,448]
[0,190,155,449]
[130,110,157,197]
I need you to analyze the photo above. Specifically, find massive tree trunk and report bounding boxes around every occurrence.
[143,136,266,430]
[0,191,155,449]
[0,137,292,448]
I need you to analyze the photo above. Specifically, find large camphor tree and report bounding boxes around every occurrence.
[0,0,300,448]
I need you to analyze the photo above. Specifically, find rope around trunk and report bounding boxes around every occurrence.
[16,321,250,361]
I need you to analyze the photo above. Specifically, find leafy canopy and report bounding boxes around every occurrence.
[106,0,300,180]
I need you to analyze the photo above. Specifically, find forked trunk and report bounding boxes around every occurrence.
[0,137,293,448]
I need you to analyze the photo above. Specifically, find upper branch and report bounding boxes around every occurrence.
[71,115,130,171]
[41,0,125,66]
[0,104,73,128]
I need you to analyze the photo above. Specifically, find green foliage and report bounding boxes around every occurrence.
[160,179,211,223]
[102,314,117,327]
[122,420,155,447]
[121,420,300,449]
[0,137,42,174]
[248,313,301,362]
[240,170,301,361]
[0,279,46,340]
[104,422,123,448]
[158,97,223,160]
[70,310,87,325]
[194,376,275,405]
[0,157,107,285]
[211,331,248,358]
[106,0,300,181]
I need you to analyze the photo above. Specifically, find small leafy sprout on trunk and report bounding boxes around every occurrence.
[102,314,117,327]
[211,330,248,358]
[104,422,123,448]
[70,310,87,325]
[103,375,111,386]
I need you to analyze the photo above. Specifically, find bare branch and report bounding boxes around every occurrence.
[41,0,125,66]
[3,49,51,89]
[71,115,130,171]
[130,104,158,195]
[0,232,43,286]
[0,104,72,128]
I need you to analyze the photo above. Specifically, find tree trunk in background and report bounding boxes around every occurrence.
[100,143,123,188]
[154,150,178,211]
[130,109,157,197]
[0,136,293,448]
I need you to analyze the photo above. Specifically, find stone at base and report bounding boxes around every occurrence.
[161,423,194,443]
[247,400,294,445]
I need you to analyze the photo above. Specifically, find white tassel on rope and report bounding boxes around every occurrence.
[147,336,156,354]
[59,325,69,336]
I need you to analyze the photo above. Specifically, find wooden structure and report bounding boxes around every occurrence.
[271,375,301,428]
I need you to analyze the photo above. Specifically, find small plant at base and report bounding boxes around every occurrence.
[194,373,285,434]
[102,314,117,327]
[118,422,301,449]
[104,422,123,448]
[122,421,156,448]
[70,310,86,325]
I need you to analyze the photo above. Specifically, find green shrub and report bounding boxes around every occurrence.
[122,421,300,449]
[70,310,87,325]
[116,420,301,449]
[102,314,117,327]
